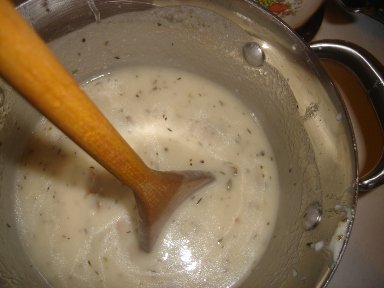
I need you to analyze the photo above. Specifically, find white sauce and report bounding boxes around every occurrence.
[328,205,353,263]
[15,66,280,287]
[307,205,353,265]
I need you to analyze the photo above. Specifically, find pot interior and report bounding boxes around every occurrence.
[0,1,356,287]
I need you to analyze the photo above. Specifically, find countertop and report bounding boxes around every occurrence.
[311,1,384,287]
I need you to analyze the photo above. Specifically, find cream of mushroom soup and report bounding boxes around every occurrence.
[15,66,279,288]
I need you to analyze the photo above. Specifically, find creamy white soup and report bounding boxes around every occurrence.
[15,66,279,288]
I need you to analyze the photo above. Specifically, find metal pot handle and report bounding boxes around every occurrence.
[310,40,384,192]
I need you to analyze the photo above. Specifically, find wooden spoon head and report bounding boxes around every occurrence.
[134,170,215,252]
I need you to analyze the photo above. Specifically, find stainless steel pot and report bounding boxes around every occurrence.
[0,0,383,287]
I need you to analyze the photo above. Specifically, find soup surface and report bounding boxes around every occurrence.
[15,66,279,287]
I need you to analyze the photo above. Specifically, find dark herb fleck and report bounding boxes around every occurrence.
[114,56,121,60]
[196,197,202,204]
[104,40,109,46]
[231,166,238,176]
[88,260,92,267]
[42,0,50,12]
[167,128,173,132]
[62,234,70,240]
[6,223,11,228]
[81,38,86,43]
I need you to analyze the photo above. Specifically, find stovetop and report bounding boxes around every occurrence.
[310,1,384,287]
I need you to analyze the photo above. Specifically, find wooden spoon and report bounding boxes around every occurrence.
[0,0,214,252]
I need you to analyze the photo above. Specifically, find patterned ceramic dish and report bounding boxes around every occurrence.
[255,0,325,28]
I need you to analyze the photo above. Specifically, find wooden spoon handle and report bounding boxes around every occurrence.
[0,0,151,190]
